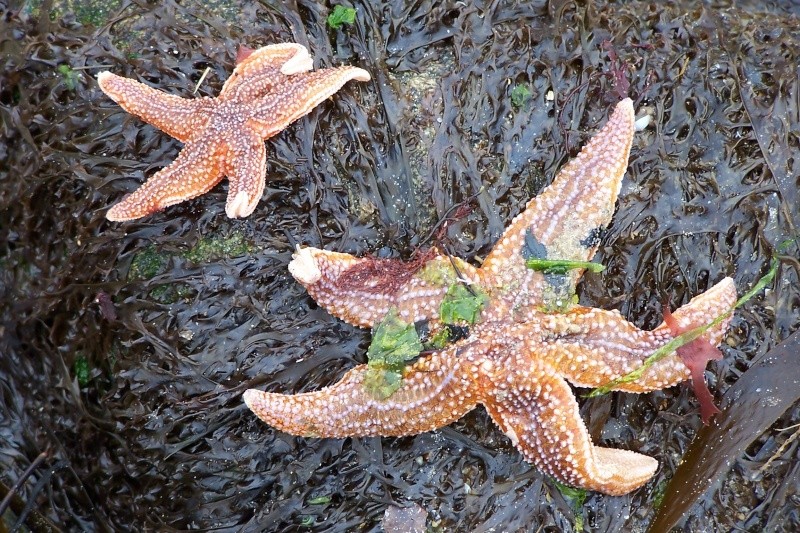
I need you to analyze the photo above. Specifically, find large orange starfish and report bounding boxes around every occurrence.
[97,43,370,221]
[244,99,737,495]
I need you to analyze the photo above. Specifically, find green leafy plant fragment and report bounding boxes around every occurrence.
[74,355,90,386]
[427,327,451,349]
[58,64,78,91]
[525,258,604,275]
[510,84,531,108]
[327,5,356,29]
[364,309,423,399]
[553,479,587,531]
[440,283,488,325]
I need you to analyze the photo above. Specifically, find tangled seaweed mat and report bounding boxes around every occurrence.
[1,0,799,531]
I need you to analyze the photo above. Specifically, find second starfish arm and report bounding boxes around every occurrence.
[219,43,314,100]
[478,98,635,305]
[247,66,371,139]
[288,247,481,328]
[97,71,213,142]
[223,128,267,218]
[482,361,658,496]
[106,136,226,221]
[545,277,737,392]
[243,349,479,437]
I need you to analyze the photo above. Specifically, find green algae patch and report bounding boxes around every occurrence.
[183,231,253,264]
[364,309,423,400]
[327,5,356,29]
[26,0,123,26]
[129,245,168,281]
[426,326,452,350]
[439,283,488,325]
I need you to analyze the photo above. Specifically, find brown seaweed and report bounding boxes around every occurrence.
[1,0,798,531]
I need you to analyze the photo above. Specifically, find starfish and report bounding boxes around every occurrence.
[97,43,370,221]
[243,99,737,495]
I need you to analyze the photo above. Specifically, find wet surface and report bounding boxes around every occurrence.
[1,0,799,531]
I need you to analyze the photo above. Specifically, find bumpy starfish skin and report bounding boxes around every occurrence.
[288,247,479,328]
[479,98,635,318]
[98,43,370,220]
[245,99,738,495]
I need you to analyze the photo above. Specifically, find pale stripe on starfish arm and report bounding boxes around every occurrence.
[243,347,479,437]
[481,358,658,496]
[223,128,267,218]
[106,136,225,221]
[478,98,635,308]
[288,246,480,328]
[97,72,214,142]
[544,277,736,393]
[247,66,371,139]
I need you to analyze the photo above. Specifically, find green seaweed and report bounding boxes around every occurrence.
[416,260,458,287]
[439,283,488,325]
[57,64,78,91]
[510,84,531,108]
[327,5,356,29]
[553,479,586,532]
[183,231,253,264]
[73,355,90,386]
[525,258,604,275]
[426,327,452,350]
[364,309,423,399]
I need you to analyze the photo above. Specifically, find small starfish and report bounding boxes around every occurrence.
[244,99,737,495]
[97,43,370,221]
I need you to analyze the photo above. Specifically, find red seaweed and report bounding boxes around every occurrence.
[662,305,722,424]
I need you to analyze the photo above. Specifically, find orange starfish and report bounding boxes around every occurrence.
[97,43,370,221]
[244,99,737,495]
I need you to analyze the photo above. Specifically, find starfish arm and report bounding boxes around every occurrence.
[243,349,478,437]
[106,136,226,221]
[247,66,371,139]
[223,128,267,218]
[288,246,480,328]
[220,43,314,100]
[97,71,213,142]
[481,360,657,495]
[478,98,635,307]
[544,278,736,392]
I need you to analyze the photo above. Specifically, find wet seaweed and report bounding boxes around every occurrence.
[1,0,799,531]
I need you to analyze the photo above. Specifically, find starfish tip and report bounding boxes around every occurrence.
[288,247,322,284]
[106,205,127,222]
[242,388,260,407]
[226,190,256,218]
[279,44,313,75]
[352,68,371,82]
[96,70,113,84]
[615,97,635,121]
[96,71,122,96]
